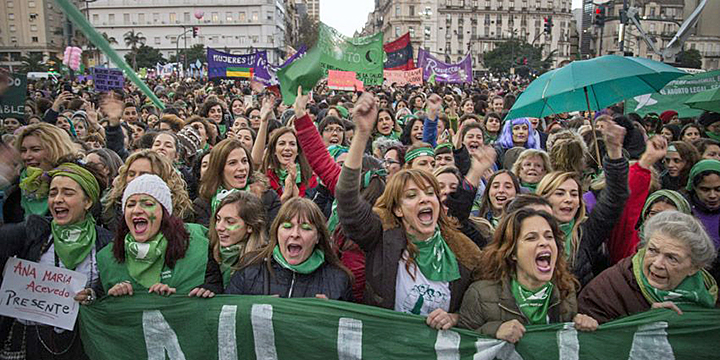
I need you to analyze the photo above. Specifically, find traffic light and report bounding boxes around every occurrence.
[594,6,606,27]
[192,27,199,38]
[544,17,553,34]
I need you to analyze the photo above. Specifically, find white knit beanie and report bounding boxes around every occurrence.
[122,174,173,216]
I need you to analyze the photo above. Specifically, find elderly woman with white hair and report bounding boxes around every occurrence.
[578,211,718,324]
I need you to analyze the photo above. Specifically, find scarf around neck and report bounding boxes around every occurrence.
[560,219,576,259]
[124,233,168,289]
[632,248,717,308]
[510,278,554,325]
[411,227,461,282]
[275,163,302,187]
[272,245,325,274]
[51,215,97,270]
[210,186,248,216]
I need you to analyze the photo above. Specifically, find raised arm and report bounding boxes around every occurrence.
[422,94,443,148]
[294,93,341,194]
[251,94,276,168]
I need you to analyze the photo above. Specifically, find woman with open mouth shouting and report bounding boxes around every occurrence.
[96,174,221,299]
[225,197,353,300]
[536,119,629,288]
[194,138,281,227]
[458,209,598,343]
[336,92,482,330]
[0,157,110,359]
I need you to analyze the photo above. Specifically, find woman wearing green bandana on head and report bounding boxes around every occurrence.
[458,209,598,343]
[209,190,268,286]
[96,174,222,298]
[336,92,482,330]
[0,157,110,359]
[225,197,353,300]
[579,211,718,324]
[193,138,281,227]
[403,142,436,173]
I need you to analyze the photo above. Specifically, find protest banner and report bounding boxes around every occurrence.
[0,258,86,331]
[317,23,384,86]
[417,49,472,84]
[277,45,325,105]
[625,70,720,118]
[92,67,124,92]
[207,48,255,79]
[80,294,720,360]
[328,70,358,91]
[0,73,26,118]
[384,32,415,71]
[384,68,423,86]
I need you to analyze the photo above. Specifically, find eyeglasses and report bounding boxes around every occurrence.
[323,126,344,134]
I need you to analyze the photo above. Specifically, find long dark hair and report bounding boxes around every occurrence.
[112,205,189,268]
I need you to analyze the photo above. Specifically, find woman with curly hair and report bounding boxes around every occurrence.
[102,150,194,231]
[458,208,598,342]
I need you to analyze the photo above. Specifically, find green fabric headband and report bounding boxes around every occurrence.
[327,145,349,160]
[49,163,101,204]
[687,159,720,191]
[434,142,453,153]
[363,168,387,188]
[667,144,677,153]
[405,147,435,163]
[642,190,691,219]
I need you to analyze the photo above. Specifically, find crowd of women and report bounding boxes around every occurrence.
[0,73,718,359]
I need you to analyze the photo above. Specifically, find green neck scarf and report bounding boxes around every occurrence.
[707,131,720,143]
[411,227,461,282]
[219,243,244,275]
[210,186,248,216]
[124,233,168,289]
[510,278,554,325]
[327,199,340,235]
[560,219,575,259]
[272,245,325,274]
[275,164,302,186]
[521,181,538,193]
[632,248,718,308]
[51,215,97,270]
[19,168,49,217]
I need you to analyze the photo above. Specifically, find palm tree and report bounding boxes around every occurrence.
[85,32,118,67]
[19,53,47,73]
[124,30,146,70]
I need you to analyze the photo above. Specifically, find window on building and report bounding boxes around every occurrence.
[252,12,258,21]
[138,13,144,24]
[424,6,432,19]
[239,36,246,43]
[169,13,176,23]
[484,14,490,25]
[395,26,400,37]
[124,13,130,24]
[267,11,273,20]
[212,12,218,22]
[93,14,99,23]
[30,24,37,32]
[170,36,177,43]
[184,12,190,23]
[153,13,159,23]
[251,35,258,43]
[9,25,16,32]
[8,13,14,20]
[31,36,38,43]
[7,1,13,8]
[395,5,400,16]
[239,12,246,21]
[154,37,161,45]
[267,35,273,44]
[227,12,233,21]
[108,14,115,25]
[10,37,17,43]
[409,26,415,37]
[496,14,502,25]
[214,36,219,44]
[409,5,415,16]
[424,26,431,40]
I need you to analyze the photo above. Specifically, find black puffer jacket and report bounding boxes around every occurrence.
[573,156,629,288]
[225,258,353,301]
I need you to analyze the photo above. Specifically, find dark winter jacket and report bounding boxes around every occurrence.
[192,189,281,228]
[225,257,353,301]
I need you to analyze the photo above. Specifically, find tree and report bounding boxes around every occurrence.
[678,49,702,69]
[482,38,553,77]
[294,14,319,49]
[84,32,117,67]
[124,44,165,70]
[124,30,146,70]
[19,53,47,73]
[169,44,205,65]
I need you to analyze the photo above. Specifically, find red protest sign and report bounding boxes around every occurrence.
[328,70,358,91]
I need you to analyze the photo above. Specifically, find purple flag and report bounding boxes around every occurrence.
[253,47,309,87]
[417,48,472,84]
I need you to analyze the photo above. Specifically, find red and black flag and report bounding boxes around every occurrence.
[383,32,415,71]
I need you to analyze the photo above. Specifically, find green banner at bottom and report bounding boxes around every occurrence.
[79,294,720,360]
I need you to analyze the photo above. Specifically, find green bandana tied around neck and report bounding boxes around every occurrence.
[521,181,538,193]
[411,227,461,282]
[51,215,97,270]
[275,164,302,186]
[510,278,554,325]
[632,248,718,308]
[559,220,575,259]
[124,233,168,289]
[272,245,325,274]
[220,243,244,284]
[707,131,720,143]
[210,186,248,216]
[404,147,435,163]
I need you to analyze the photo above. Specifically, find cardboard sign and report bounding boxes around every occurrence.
[383,68,423,86]
[328,70,358,91]
[92,67,124,92]
[0,258,87,330]
[0,73,27,118]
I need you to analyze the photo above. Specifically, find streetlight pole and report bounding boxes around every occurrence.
[175,28,192,77]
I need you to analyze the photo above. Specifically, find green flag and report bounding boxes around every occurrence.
[625,70,720,118]
[79,294,720,360]
[317,23,384,86]
[277,45,324,106]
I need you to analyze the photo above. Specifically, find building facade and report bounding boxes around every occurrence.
[363,0,574,71]
[0,0,67,71]
[85,0,292,65]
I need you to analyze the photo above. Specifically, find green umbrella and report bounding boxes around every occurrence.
[685,86,720,113]
[506,55,687,120]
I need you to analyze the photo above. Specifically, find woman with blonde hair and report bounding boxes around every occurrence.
[336,92,482,330]
[3,123,78,223]
[209,190,268,286]
[536,119,629,287]
[512,149,552,192]
[458,209,598,342]
[102,150,193,231]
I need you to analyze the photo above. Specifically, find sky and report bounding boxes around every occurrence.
[320,0,585,37]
